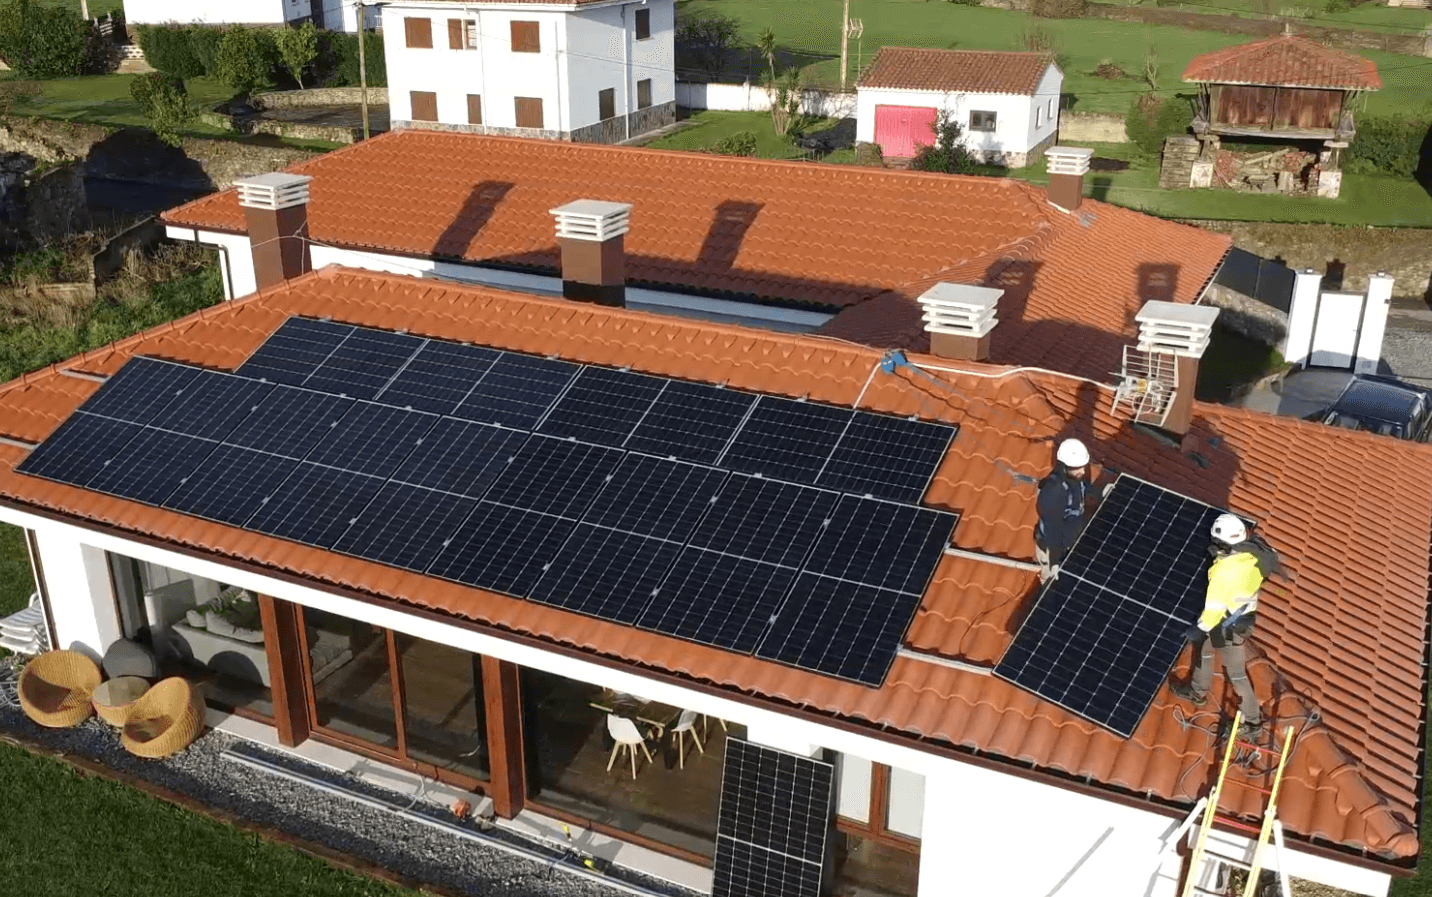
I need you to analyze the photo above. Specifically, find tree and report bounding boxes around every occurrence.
[1142,43,1159,91]
[756,27,776,81]
[214,26,273,96]
[675,10,740,78]
[275,20,318,88]
[764,68,803,138]
[129,72,193,147]
[0,0,88,79]
[909,110,977,174]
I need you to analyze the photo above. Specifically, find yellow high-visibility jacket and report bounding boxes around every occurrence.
[1197,551,1264,632]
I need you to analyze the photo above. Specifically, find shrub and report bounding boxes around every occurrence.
[1030,0,1086,17]
[0,0,88,79]
[1125,93,1192,157]
[910,110,977,174]
[1324,0,1355,12]
[854,141,884,167]
[275,20,319,88]
[947,0,983,6]
[213,26,274,96]
[135,24,203,79]
[188,25,223,77]
[1346,114,1431,178]
[710,130,757,156]
[129,72,193,146]
[325,30,385,87]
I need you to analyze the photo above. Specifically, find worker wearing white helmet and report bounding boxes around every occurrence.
[1170,513,1283,736]
[1033,438,1100,583]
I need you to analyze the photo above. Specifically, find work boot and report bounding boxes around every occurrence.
[1169,680,1208,706]
[1239,718,1266,741]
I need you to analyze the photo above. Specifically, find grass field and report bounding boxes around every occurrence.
[676,0,1432,115]
[643,109,856,159]
[29,0,123,17]
[6,74,237,134]
[1098,0,1432,34]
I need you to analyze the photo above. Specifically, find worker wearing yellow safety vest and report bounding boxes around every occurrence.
[1170,513,1282,737]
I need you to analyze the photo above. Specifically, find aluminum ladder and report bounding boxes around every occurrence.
[1178,711,1295,897]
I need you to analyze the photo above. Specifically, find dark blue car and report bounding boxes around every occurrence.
[1310,375,1432,442]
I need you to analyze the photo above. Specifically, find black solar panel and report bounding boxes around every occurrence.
[303,328,424,399]
[994,476,1223,737]
[376,341,500,414]
[713,738,833,897]
[246,462,385,548]
[390,418,527,497]
[640,549,797,653]
[85,428,218,506]
[304,402,438,478]
[157,370,274,441]
[80,357,200,426]
[224,386,354,460]
[754,573,921,685]
[625,380,756,464]
[689,477,839,569]
[581,454,728,541]
[453,353,578,429]
[803,496,956,595]
[16,413,143,486]
[236,317,352,385]
[482,435,622,519]
[816,414,956,504]
[720,397,852,484]
[427,502,578,596]
[538,367,666,446]
[529,525,682,623]
[333,482,478,572]
[165,444,300,526]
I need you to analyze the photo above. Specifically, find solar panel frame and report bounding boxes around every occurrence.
[303,402,439,478]
[375,341,501,415]
[245,462,386,548]
[624,380,757,464]
[302,327,425,399]
[719,396,854,485]
[802,495,957,595]
[538,367,667,446]
[639,549,798,653]
[390,418,528,498]
[481,435,623,519]
[333,482,479,573]
[15,412,145,487]
[153,370,275,441]
[85,428,220,507]
[164,444,301,526]
[452,352,579,430]
[80,357,201,426]
[426,501,578,597]
[528,524,684,624]
[816,414,957,504]
[236,317,353,385]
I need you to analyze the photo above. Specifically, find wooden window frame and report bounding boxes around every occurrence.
[404,16,432,49]
[447,18,477,50]
[598,87,616,121]
[637,78,652,110]
[514,96,544,129]
[467,93,483,125]
[834,762,921,854]
[634,7,650,40]
[510,20,540,53]
[410,90,438,122]
[968,109,996,132]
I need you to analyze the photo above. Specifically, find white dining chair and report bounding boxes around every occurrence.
[606,714,653,779]
[672,709,705,769]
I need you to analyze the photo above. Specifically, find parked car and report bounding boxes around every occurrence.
[1307,374,1432,442]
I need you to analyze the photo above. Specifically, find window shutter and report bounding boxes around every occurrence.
[511,20,539,52]
[637,79,651,110]
[467,94,483,125]
[404,17,432,49]
[515,97,543,129]
[448,18,463,49]
[410,91,438,122]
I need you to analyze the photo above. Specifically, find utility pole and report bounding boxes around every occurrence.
[357,1,370,141]
[80,0,89,21]
[839,0,850,90]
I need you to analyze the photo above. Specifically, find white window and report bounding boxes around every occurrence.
[1036,106,1042,127]
[464,20,478,49]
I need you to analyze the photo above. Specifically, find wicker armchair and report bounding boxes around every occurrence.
[121,677,205,759]
[18,649,102,728]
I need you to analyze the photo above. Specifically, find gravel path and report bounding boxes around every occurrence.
[0,658,698,897]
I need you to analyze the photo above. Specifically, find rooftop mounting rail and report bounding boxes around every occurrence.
[0,436,37,451]
[896,647,993,676]
[57,368,107,383]
[942,546,1041,572]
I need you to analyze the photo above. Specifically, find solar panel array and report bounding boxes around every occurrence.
[713,738,834,897]
[993,476,1225,737]
[20,317,961,686]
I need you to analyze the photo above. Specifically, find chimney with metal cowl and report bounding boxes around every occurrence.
[550,199,632,307]
[917,282,1003,362]
[1132,300,1220,436]
[236,172,313,291]
[1044,146,1093,213]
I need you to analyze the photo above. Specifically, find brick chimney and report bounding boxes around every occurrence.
[550,200,632,307]
[1134,300,1220,436]
[236,172,313,291]
[917,283,1002,361]
[1044,147,1093,213]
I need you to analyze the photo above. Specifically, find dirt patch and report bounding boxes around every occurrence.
[1089,157,1129,172]
[1093,63,1131,80]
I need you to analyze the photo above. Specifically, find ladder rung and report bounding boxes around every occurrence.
[1229,782,1272,796]
[1214,815,1260,833]
[1235,740,1280,756]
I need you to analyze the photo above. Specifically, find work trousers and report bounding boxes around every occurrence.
[1190,630,1262,725]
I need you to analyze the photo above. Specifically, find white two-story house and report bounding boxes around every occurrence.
[383,0,675,143]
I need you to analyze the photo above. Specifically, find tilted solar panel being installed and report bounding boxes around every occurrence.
[18,317,961,687]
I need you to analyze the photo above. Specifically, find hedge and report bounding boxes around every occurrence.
[1126,94,1194,157]
[135,23,386,90]
[1345,115,1431,178]
[0,0,89,79]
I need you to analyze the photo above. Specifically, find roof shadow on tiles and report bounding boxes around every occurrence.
[433,181,516,259]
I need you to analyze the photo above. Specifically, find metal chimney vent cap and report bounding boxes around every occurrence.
[1045,146,1094,177]
[1135,300,1220,357]
[551,199,633,242]
[918,283,1002,338]
[236,173,312,211]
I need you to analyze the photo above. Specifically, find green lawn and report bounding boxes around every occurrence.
[642,109,852,159]
[1098,0,1432,35]
[6,74,237,134]
[677,0,1432,115]
[29,0,123,17]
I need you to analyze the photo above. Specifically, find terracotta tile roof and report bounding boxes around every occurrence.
[1182,34,1382,90]
[159,131,1230,383]
[0,267,1424,866]
[857,47,1057,96]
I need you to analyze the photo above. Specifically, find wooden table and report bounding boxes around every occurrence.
[590,690,682,738]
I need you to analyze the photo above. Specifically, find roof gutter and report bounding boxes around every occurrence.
[0,496,1414,879]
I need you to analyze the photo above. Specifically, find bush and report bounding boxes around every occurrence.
[325,30,385,87]
[1125,94,1193,157]
[189,25,223,77]
[213,26,274,96]
[1030,0,1087,17]
[854,141,884,167]
[1324,0,1356,12]
[275,20,319,88]
[710,130,757,156]
[1346,115,1431,178]
[135,24,203,78]
[129,72,193,146]
[947,0,983,6]
[910,110,978,174]
[0,0,88,79]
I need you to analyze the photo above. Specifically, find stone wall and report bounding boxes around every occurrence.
[399,102,675,145]
[1203,282,1288,346]
[1058,112,1127,144]
[0,154,88,248]
[627,101,677,139]
[253,88,390,109]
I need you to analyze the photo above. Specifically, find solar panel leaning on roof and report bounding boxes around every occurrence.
[993,475,1225,737]
[17,316,962,688]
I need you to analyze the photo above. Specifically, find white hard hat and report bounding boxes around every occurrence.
[1056,438,1090,468]
[1211,513,1247,545]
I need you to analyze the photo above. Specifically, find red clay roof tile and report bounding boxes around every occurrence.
[857,47,1057,96]
[1182,34,1382,90]
[0,267,1424,865]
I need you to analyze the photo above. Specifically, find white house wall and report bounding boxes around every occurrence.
[1028,64,1062,149]
[855,81,1059,156]
[123,0,296,25]
[31,524,121,661]
[674,82,855,117]
[319,0,375,32]
[565,0,675,133]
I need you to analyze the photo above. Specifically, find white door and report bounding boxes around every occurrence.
[1309,291,1364,368]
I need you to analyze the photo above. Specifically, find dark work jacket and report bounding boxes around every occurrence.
[1035,464,1090,564]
